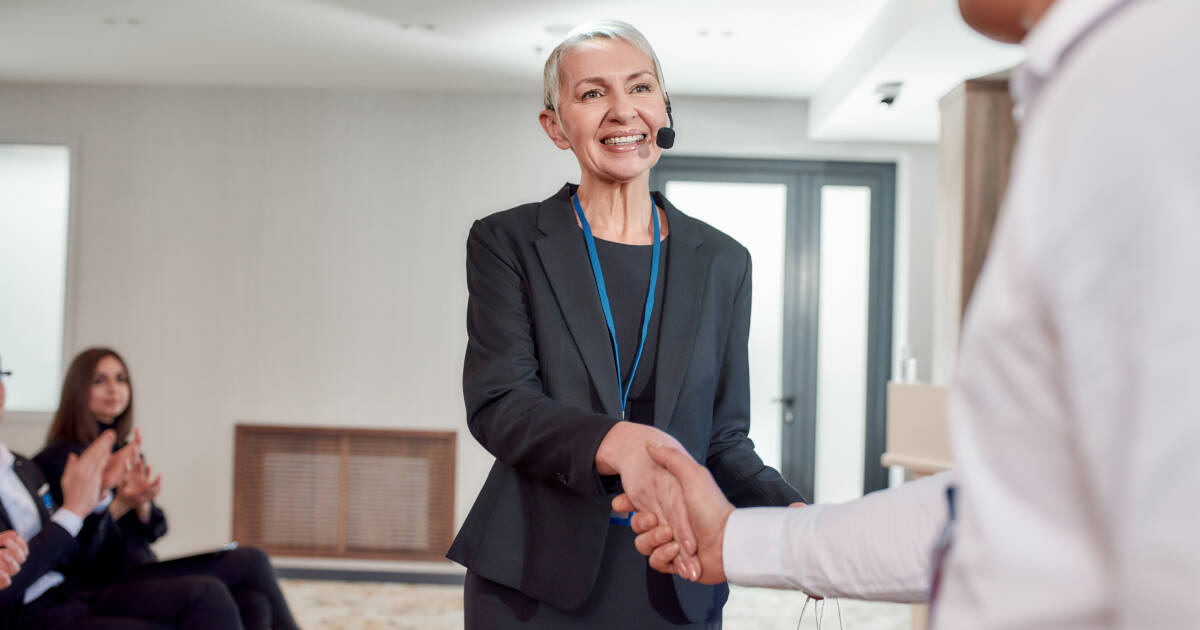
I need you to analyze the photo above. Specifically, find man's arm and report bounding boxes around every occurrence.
[0,517,80,608]
[723,473,948,601]
[620,443,948,601]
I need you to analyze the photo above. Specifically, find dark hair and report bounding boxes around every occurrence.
[47,347,134,445]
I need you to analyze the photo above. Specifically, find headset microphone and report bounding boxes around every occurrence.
[655,100,675,149]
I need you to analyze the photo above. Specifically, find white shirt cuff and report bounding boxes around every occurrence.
[724,506,816,590]
[94,490,114,514]
[50,508,84,537]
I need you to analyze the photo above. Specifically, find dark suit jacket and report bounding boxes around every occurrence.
[0,451,115,629]
[447,184,804,616]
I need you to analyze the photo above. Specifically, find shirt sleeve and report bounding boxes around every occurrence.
[93,490,113,514]
[723,471,951,602]
[50,508,84,538]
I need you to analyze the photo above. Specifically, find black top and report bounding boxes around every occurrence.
[592,236,669,424]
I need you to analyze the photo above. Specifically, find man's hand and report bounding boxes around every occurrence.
[61,430,116,518]
[0,530,28,590]
[595,422,702,580]
[613,442,736,584]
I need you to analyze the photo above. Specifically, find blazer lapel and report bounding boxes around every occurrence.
[12,456,54,523]
[533,187,622,417]
[653,197,709,430]
[0,495,11,530]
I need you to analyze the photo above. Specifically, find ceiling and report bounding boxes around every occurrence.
[0,0,1023,142]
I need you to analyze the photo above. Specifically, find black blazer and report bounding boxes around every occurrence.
[447,184,803,614]
[0,451,114,628]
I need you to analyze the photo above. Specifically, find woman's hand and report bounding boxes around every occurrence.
[594,422,702,580]
[110,457,162,522]
[618,456,807,585]
[101,427,142,491]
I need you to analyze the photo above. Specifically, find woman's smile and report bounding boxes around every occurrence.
[599,130,649,152]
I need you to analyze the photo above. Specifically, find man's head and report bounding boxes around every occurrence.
[958,0,1057,43]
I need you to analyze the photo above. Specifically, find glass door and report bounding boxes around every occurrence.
[652,158,895,503]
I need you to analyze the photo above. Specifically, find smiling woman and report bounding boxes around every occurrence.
[447,19,804,630]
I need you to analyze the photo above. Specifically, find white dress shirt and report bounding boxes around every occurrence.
[724,1,1200,627]
[0,445,84,604]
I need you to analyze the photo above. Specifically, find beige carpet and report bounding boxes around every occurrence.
[279,579,911,629]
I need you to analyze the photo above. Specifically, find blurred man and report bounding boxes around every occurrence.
[620,0,1200,627]
[0,380,29,591]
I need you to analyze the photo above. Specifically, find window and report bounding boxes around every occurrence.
[0,144,71,412]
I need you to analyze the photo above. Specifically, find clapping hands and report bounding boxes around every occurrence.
[109,429,161,522]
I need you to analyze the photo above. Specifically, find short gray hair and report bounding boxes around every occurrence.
[542,20,667,112]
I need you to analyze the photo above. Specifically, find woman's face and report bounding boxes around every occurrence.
[88,355,130,425]
[541,38,669,184]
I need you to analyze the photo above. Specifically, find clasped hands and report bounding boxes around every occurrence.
[605,438,803,585]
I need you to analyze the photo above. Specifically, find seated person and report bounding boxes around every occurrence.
[0,376,242,629]
[35,348,299,630]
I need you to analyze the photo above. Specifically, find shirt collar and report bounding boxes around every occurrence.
[0,444,13,471]
[1011,0,1134,116]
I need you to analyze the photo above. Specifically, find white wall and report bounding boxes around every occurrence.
[0,83,936,563]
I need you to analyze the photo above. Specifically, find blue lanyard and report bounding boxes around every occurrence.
[572,193,661,420]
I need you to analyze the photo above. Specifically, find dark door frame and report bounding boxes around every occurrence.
[651,156,895,501]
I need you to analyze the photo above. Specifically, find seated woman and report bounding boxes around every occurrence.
[34,348,299,630]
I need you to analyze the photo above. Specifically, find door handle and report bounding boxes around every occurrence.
[772,396,796,424]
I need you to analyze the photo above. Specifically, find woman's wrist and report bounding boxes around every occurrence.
[595,421,636,476]
[108,497,131,520]
[136,501,152,524]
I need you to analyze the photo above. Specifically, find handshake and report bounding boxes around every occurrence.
[596,424,803,586]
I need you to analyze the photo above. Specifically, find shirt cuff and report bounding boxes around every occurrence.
[51,508,84,537]
[94,490,114,514]
[723,505,820,589]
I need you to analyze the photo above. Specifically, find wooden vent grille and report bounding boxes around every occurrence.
[233,425,455,562]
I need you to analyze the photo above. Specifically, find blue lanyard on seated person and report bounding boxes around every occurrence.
[572,193,661,421]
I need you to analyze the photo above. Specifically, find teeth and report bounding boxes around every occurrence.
[603,134,645,145]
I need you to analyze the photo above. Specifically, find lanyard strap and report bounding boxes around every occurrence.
[572,193,661,420]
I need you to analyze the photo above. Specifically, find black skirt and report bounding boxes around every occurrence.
[464,523,722,629]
